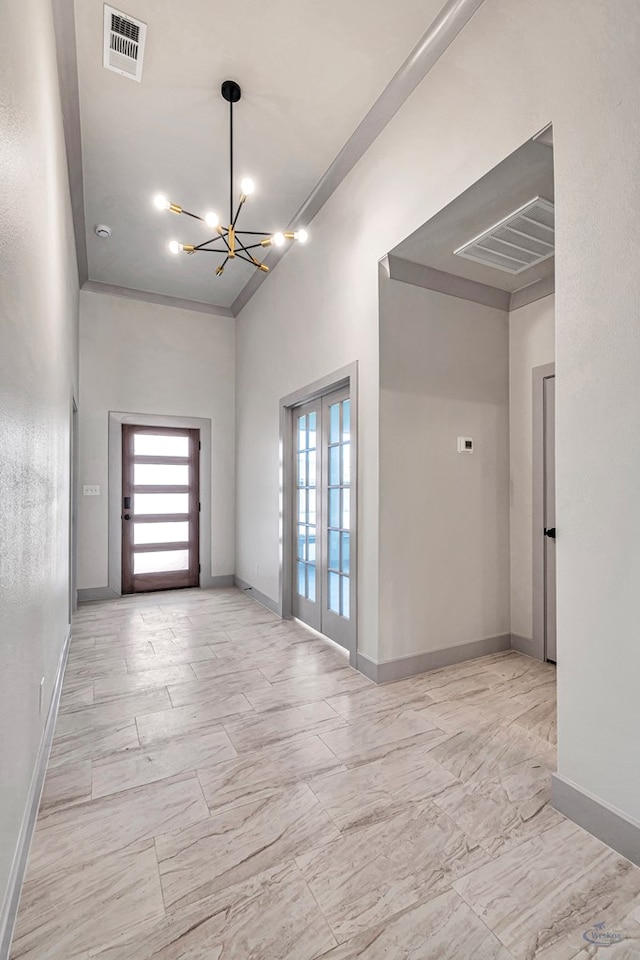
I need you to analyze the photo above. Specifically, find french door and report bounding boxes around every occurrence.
[122,425,200,594]
[292,386,354,650]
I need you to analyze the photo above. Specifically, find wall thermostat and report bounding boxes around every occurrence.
[457,437,474,454]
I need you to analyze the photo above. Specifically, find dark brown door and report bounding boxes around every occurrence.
[122,425,200,594]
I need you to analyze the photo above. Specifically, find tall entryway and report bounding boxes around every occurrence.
[121,425,200,593]
[289,384,355,653]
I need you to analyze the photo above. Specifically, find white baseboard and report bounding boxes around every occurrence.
[356,633,512,684]
[233,577,280,615]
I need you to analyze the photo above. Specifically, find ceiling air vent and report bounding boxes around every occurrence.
[103,5,147,82]
[454,197,555,275]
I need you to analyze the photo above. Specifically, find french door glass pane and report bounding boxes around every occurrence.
[342,401,351,442]
[308,563,316,602]
[134,434,189,457]
[297,561,306,595]
[329,446,340,486]
[134,463,189,486]
[297,453,307,485]
[329,489,340,528]
[134,493,189,515]
[341,576,350,619]
[297,525,306,560]
[298,490,307,522]
[308,412,317,448]
[330,404,340,443]
[134,549,189,574]
[328,572,340,613]
[342,444,351,484]
[342,489,350,528]
[134,521,189,545]
[341,532,350,574]
[329,530,340,570]
[308,526,317,561]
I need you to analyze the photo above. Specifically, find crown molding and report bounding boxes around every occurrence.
[81,280,234,318]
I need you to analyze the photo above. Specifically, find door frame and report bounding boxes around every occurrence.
[107,411,213,596]
[279,362,359,664]
[532,362,555,662]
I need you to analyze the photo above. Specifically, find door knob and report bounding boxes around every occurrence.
[123,514,132,521]
[544,527,556,539]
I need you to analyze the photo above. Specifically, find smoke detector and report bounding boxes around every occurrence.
[95,224,112,238]
[454,197,554,275]
[103,6,147,82]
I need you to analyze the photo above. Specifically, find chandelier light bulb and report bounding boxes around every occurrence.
[168,240,180,255]
[294,229,309,243]
[154,193,170,211]
[205,211,220,229]
[240,177,255,196]
[273,232,285,247]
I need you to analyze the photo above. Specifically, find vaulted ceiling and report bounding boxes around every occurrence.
[74,0,445,310]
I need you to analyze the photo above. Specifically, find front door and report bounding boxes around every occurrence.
[292,387,354,651]
[122,425,200,594]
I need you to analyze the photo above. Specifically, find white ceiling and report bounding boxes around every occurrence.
[75,0,443,308]
[391,140,555,293]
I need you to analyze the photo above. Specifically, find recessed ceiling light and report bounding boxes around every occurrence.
[95,224,112,238]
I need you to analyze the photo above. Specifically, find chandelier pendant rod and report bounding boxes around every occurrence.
[229,98,234,227]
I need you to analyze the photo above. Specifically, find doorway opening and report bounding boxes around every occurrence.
[280,365,358,659]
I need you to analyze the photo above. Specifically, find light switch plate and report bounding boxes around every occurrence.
[457,437,474,454]
[83,484,101,496]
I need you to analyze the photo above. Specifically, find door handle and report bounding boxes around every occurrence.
[123,514,132,521]
[544,527,556,539]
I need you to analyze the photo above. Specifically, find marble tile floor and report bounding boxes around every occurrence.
[10,587,640,959]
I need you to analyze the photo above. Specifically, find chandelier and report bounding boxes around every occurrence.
[152,80,308,277]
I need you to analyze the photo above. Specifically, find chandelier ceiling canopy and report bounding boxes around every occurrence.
[152,80,308,278]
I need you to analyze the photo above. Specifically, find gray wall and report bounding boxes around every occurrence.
[0,0,79,931]
[77,290,236,589]
[509,295,555,642]
[378,275,510,662]
[235,0,640,825]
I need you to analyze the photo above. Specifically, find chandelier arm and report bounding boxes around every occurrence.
[235,234,266,266]
[235,252,261,266]
[181,209,205,222]
[194,235,228,251]
[234,241,268,251]
[235,229,274,236]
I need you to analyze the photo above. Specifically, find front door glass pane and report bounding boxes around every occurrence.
[134,549,189,574]
[134,434,189,457]
[134,463,189,486]
[134,493,189,515]
[134,521,189,545]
